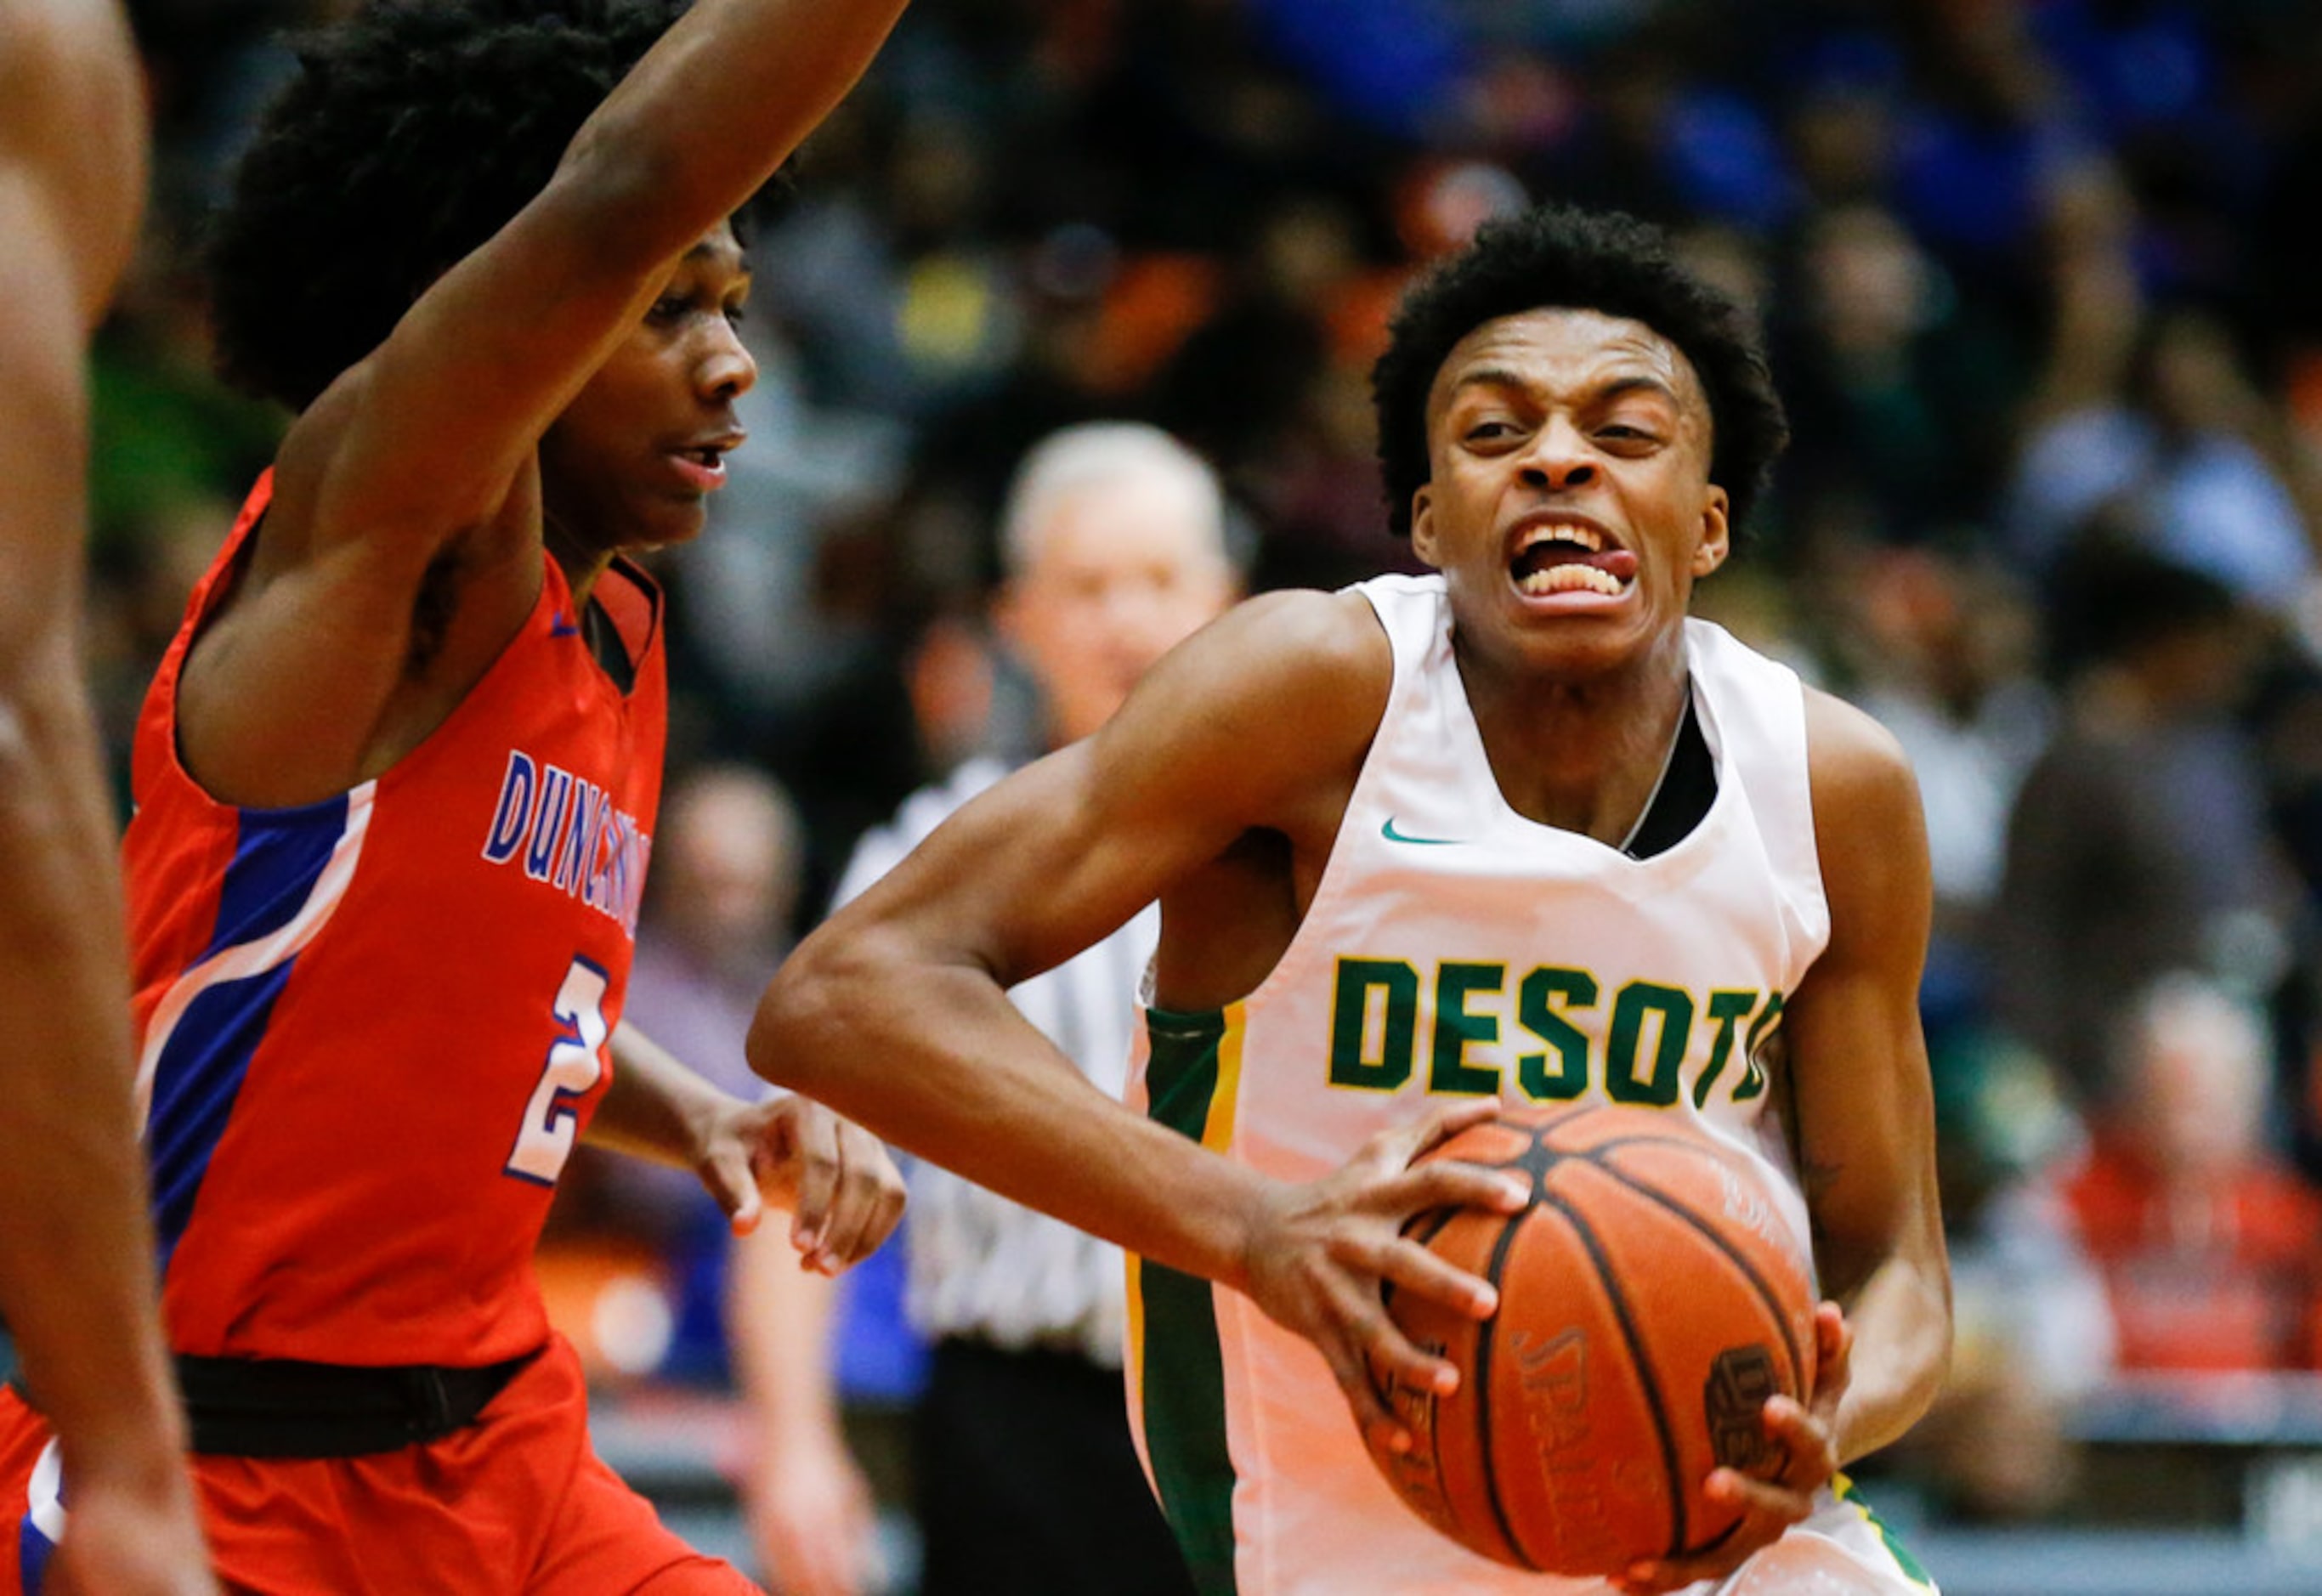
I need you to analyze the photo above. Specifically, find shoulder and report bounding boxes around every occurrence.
[1094,587,1390,787]
[1045,586,1395,850]
[1801,686,1932,946]
[1143,586,1390,716]
[1802,686,1921,830]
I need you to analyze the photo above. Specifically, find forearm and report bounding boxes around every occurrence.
[586,1020,732,1169]
[553,0,910,266]
[0,665,187,1485]
[728,1219,846,1449]
[1827,1239,1952,1464]
[752,937,1267,1293]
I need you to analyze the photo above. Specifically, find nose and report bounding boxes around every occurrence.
[695,318,757,403]
[1517,416,1595,492]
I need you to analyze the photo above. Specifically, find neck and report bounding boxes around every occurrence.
[543,510,618,610]
[1452,625,1693,846]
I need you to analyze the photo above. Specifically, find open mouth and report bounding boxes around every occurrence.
[665,440,737,493]
[1509,521,1637,597]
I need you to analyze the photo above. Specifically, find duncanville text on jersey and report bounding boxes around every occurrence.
[481,750,652,936]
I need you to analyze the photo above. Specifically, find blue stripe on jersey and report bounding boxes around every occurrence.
[205,795,350,959]
[148,963,295,1271]
[19,1512,53,1593]
[144,800,350,1268]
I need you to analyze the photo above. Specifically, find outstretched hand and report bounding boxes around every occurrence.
[695,1095,906,1274]
[1237,1097,1528,1461]
[1615,1302,1853,1595]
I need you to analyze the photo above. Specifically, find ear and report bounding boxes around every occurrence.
[1409,485,1443,569]
[1691,485,1730,578]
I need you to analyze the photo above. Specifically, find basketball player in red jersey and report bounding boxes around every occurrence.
[0,0,217,1591]
[0,0,910,1590]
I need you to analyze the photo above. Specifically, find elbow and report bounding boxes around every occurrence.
[1889,1247,1957,1444]
[1919,1260,1957,1414]
[1897,1293,1955,1435]
[748,930,875,1101]
[746,957,815,1095]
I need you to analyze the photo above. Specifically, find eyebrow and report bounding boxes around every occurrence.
[1447,369,1680,406]
[682,239,750,276]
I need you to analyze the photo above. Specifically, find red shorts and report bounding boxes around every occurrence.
[0,1336,756,1594]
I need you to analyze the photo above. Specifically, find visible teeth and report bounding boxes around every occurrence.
[1518,563,1624,597]
[1523,524,1602,553]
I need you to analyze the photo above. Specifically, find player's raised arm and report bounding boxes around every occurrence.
[0,1,216,1589]
[750,589,1529,1445]
[177,0,912,809]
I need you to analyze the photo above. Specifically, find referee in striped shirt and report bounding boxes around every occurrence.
[734,422,1242,1595]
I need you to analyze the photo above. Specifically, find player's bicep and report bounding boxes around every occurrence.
[840,738,1242,993]
[835,588,1387,989]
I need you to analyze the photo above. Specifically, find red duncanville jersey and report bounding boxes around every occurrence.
[125,473,666,1368]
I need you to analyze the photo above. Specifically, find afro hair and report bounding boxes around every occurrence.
[206,0,789,411]
[1370,204,1789,539]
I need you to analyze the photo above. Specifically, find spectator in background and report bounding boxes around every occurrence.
[1991,535,2293,1106]
[2055,972,2322,1372]
[1774,202,2019,546]
[2007,158,2322,617]
[1838,545,2053,1033]
[627,767,807,1106]
[731,422,1240,1596]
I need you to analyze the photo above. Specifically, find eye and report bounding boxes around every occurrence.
[722,302,749,327]
[1465,418,1516,444]
[648,294,688,324]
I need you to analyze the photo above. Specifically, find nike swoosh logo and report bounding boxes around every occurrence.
[550,612,580,638]
[1381,817,1461,846]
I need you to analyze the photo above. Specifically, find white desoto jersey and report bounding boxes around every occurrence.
[1123,575,1936,1596]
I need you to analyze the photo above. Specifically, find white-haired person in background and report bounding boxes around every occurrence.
[729,422,1241,1596]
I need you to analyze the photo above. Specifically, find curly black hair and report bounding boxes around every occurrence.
[1371,204,1789,539]
[207,0,789,411]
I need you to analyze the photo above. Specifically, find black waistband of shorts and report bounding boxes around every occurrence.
[168,1350,538,1458]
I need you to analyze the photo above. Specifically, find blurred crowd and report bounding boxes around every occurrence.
[85,0,2322,1562]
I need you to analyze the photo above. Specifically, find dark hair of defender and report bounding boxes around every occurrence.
[207,0,793,413]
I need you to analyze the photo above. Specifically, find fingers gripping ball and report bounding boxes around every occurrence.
[1368,1104,1818,1576]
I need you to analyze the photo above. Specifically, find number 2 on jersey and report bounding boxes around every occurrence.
[505,956,609,1185]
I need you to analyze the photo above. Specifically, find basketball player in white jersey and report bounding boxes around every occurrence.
[750,204,1951,1595]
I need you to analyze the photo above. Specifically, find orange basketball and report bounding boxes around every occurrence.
[1368,1103,1818,1576]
